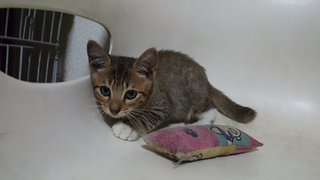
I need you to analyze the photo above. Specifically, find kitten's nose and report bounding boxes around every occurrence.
[110,108,120,115]
[109,103,121,115]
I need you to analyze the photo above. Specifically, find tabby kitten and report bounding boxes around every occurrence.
[87,40,256,141]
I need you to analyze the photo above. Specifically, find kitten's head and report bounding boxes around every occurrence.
[87,40,158,119]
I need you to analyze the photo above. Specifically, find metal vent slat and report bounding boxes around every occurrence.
[0,8,65,83]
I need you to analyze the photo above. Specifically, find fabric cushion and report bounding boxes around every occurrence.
[143,125,263,163]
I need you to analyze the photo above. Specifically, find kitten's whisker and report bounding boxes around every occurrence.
[128,114,144,132]
[126,114,143,134]
[129,111,158,134]
[128,113,148,135]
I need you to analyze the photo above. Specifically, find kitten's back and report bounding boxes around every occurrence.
[154,50,213,121]
[154,50,256,123]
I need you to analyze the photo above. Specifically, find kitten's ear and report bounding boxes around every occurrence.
[135,48,158,78]
[87,40,111,71]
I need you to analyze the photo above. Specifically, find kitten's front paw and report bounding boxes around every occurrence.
[112,121,139,141]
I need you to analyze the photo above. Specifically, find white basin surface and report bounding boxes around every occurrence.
[1,0,320,179]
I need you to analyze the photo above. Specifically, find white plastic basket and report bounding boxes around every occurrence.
[0,1,319,179]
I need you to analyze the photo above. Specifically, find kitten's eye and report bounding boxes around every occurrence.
[100,86,111,97]
[124,90,137,100]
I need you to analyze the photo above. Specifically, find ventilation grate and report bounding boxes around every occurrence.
[0,8,69,83]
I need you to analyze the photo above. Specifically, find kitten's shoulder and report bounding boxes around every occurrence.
[158,49,194,61]
[158,49,186,56]
[158,49,201,67]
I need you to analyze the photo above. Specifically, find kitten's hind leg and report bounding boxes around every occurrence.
[112,121,139,141]
[194,108,217,125]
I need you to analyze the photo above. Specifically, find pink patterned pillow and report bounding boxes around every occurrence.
[143,125,263,164]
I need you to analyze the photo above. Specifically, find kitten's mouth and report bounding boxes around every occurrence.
[107,113,125,119]
[100,105,126,119]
